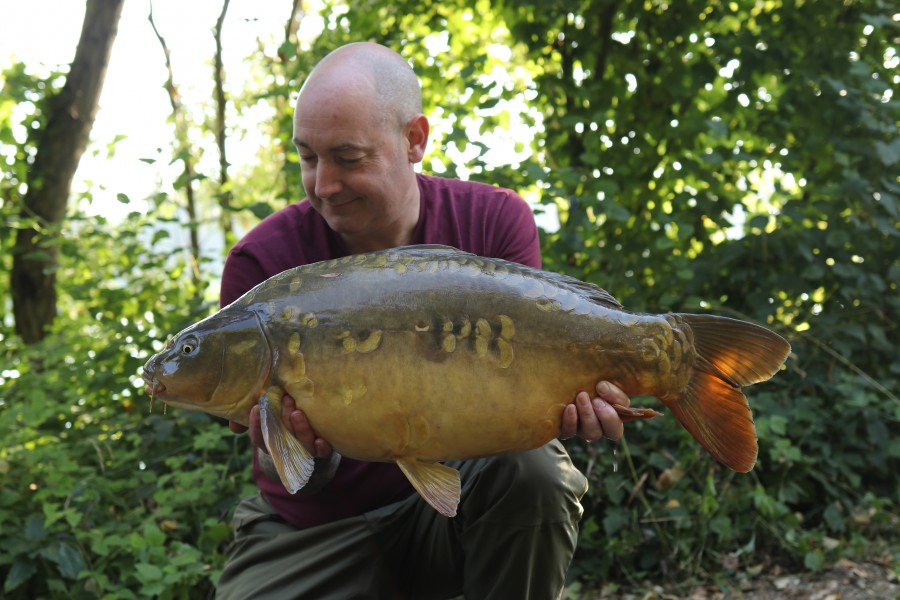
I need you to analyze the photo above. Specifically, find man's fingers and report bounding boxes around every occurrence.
[248,404,266,452]
[313,438,334,459]
[282,394,297,433]
[575,391,604,440]
[596,380,630,408]
[593,396,625,441]
[560,403,578,439]
[284,395,333,459]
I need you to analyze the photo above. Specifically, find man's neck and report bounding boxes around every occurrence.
[340,197,420,255]
[341,232,412,255]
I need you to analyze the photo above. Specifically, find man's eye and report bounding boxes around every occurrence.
[300,155,316,163]
[339,157,362,165]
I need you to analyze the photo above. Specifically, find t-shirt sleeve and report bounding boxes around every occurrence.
[491,193,542,269]
[220,245,268,308]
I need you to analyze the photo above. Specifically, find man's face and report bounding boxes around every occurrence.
[292,79,417,246]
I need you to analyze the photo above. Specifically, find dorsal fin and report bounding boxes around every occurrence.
[536,270,624,309]
[390,244,463,253]
[388,246,625,309]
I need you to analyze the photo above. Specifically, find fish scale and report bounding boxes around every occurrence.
[142,245,790,517]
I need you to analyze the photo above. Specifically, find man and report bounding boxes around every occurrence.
[216,42,632,600]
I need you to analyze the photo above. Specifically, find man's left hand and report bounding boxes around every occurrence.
[560,381,630,442]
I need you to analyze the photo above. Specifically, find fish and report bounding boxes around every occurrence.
[142,245,791,517]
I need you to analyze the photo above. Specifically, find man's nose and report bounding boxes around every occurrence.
[315,161,342,199]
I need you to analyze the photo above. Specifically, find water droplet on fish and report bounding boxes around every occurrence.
[613,447,619,473]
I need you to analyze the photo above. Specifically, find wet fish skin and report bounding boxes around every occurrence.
[142,245,791,517]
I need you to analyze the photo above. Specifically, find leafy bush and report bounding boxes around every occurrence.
[0,210,254,598]
[565,366,899,593]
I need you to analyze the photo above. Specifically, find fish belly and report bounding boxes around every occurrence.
[293,335,597,462]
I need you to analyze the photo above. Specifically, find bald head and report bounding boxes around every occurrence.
[298,42,422,131]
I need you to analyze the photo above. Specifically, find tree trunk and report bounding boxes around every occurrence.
[11,0,125,344]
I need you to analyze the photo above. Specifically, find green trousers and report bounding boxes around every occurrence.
[216,441,588,600]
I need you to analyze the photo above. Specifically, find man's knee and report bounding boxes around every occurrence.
[458,441,588,523]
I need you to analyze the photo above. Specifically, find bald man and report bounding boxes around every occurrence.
[216,42,632,600]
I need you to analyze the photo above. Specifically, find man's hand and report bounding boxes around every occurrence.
[230,395,333,459]
[229,395,338,491]
[560,381,630,442]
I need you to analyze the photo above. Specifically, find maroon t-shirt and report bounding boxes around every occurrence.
[220,173,542,529]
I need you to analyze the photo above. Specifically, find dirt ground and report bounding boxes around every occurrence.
[583,559,899,599]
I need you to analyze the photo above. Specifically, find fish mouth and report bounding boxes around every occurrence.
[141,370,168,398]
[141,369,171,415]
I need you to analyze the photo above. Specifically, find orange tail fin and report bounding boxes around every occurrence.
[663,315,791,472]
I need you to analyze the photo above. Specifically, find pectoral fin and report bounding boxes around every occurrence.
[396,458,461,517]
[259,394,315,494]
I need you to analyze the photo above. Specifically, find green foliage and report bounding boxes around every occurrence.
[1,61,61,278]
[0,206,254,598]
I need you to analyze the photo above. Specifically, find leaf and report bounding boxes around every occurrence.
[47,542,86,580]
[861,12,894,27]
[3,560,36,592]
[762,414,788,436]
[524,161,546,183]
[135,563,163,583]
[747,215,769,230]
[247,201,274,220]
[875,139,900,166]
[804,550,825,571]
[602,507,631,536]
[605,201,630,222]
[143,521,166,547]
[116,193,131,204]
[25,514,47,542]
[151,229,170,244]
[823,503,845,533]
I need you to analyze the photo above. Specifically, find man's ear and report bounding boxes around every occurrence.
[405,114,429,163]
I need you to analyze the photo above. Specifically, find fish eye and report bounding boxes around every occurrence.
[178,336,199,356]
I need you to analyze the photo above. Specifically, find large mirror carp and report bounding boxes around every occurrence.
[142,245,790,517]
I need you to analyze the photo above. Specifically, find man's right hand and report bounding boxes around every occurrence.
[231,394,339,492]
[247,394,334,459]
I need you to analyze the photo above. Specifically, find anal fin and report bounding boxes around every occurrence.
[396,458,461,517]
[259,393,315,493]
[612,403,663,422]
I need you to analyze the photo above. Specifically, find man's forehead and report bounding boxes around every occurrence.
[293,105,384,151]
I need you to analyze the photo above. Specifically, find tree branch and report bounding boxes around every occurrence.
[149,1,201,285]
[214,0,234,245]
